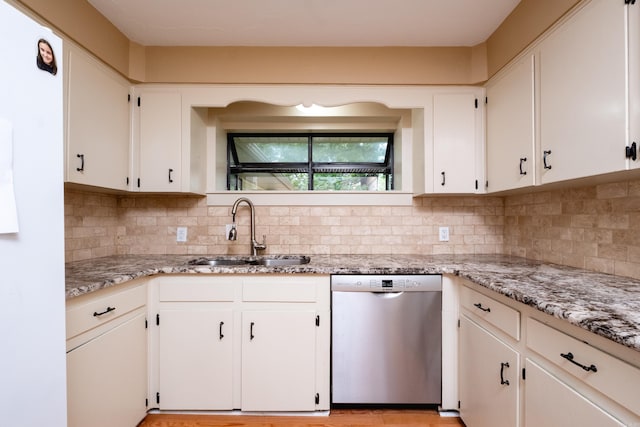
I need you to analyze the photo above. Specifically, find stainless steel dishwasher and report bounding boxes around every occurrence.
[331,274,442,405]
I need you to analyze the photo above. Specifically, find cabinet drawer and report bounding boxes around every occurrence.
[66,284,146,340]
[527,318,640,416]
[243,276,321,302]
[460,286,520,340]
[159,281,236,302]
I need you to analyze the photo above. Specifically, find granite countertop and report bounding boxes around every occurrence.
[65,253,640,352]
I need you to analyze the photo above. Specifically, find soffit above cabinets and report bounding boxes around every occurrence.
[87,0,521,47]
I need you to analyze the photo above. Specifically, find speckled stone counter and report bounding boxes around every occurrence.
[65,254,640,352]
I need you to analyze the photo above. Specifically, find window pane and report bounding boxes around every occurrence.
[233,136,308,163]
[313,173,387,191]
[231,172,308,190]
[312,136,388,163]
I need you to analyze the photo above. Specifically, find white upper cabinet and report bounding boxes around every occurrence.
[537,0,628,184]
[629,0,640,169]
[65,45,130,190]
[429,91,484,194]
[486,55,535,193]
[133,89,182,192]
[485,0,636,192]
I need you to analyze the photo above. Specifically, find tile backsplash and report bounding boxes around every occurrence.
[503,179,640,280]
[64,190,504,261]
[64,177,640,281]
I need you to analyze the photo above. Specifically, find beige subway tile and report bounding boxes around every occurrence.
[463,235,485,244]
[571,241,597,257]
[177,217,200,226]
[628,179,640,197]
[432,244,454,255]
[584,257,615,275]
[614,260,640,280]
[597,243,628,261]
[320,216,340,226]
[550,239,573,255]
[612,228,640,246]
[561,253,585,269]
[596,182,628,199]
[596,214,629,230]
[571,214,597,228]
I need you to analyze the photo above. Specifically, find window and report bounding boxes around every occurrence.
[227,133,394,191]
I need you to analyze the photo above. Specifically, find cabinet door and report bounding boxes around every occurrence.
[433,93,481,193]
[486,55,535,193]
[137,91,182,191]
[66,47,130,190]
[524,359,625,427]
[538,0,627,184]
[158,308,233,410]
[630,0,640,170]
[67,313,147,427]
[241,310,317,411]
[459,315,519,427]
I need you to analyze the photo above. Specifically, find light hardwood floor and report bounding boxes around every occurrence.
[138,408,465,427]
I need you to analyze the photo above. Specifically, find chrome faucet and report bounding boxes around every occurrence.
[229,197,267,256]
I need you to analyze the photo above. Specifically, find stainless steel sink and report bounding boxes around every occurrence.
[205,258,252,266]
[255,256,310,266]
[188,255,310,267]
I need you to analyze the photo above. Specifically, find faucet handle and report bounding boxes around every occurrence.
[228,223,237,240]
[255,234,267,250]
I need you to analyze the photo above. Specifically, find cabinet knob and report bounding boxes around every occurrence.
[626,142,637,161]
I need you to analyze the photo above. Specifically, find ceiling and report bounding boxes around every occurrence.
[87,0,521,47]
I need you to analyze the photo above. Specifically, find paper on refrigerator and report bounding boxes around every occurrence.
[0,118,19,233]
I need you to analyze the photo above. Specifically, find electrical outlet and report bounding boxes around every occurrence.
[225,224,233,240]
[176,227,187,242]
[439,226,450,242]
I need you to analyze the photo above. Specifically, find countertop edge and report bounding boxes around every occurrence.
[65,254,640,353]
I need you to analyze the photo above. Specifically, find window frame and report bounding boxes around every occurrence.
[226,132,394,191]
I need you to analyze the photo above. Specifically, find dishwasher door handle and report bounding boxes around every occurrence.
[371,291,404,298]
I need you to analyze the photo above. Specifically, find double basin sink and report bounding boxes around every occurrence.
[189,255,310,267]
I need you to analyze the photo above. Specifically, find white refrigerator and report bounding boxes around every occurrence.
[0,1,67,426]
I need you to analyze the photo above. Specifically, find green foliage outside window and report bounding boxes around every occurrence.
[227,133,393,191]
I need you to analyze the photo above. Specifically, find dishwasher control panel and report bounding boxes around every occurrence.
[331,274,442,292]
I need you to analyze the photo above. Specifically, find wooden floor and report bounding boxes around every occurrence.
[139,408,465,427]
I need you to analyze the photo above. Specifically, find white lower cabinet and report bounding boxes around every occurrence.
[524,360,624,427]
[67,312,147,427]
[158,308,233,410]
[152,274,330,412]
[459,315,519,427]
[66,282,148,427]
[241,310,317,411]
[457,280,640,427]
